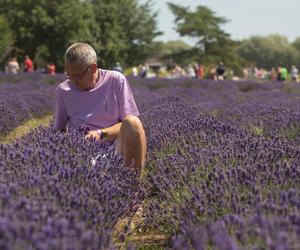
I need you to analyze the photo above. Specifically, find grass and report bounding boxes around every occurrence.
[249,124,264,136]
[238,83,257,92]
[0,114,53,144]
[280,124,300,141]
[283,84,300,94]
[209,108,221,119]
[146,82,168,90]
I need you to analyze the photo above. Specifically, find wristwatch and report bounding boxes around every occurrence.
[96,129,107,140]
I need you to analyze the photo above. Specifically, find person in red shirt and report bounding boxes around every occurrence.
[197,64,205,80]
[24,55,34,72]
[47,62,56,75]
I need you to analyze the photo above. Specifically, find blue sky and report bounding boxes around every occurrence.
[146,0,300,44]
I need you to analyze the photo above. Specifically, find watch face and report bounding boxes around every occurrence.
[101,131,107,140]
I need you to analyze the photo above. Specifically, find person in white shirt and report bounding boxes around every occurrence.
[7,58,20,74]
[291,65,299,82]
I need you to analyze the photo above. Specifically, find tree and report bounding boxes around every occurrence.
[292,37,300,68]
[167,3,242,74]
[91,0,161,68]
[0,0,98,70]
[150,40,192,65]
[0,16,13,61]
[292,37,300,52]
[237,35,299,69]
[0,0,160,70]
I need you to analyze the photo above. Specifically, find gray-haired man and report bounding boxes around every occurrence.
[54,42,146,171]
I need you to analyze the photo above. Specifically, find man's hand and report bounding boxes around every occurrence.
[85,130,100,141]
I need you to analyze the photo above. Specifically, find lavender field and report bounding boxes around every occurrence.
[0,73,300,249]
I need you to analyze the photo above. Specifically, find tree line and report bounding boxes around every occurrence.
[0,1,299,74]
[0,0,160,70]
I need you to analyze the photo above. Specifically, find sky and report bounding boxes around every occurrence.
[145,0,300,45]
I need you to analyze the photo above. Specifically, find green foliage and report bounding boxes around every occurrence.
[0,15,13,57]
[284,124,300,141]
[237,34,300,69]
[0,0,98,70]
[167,3,243,73]
[149,40,192,65]
[292,37,300,52]
[160,40,191,56]
[291,37,300,68]
[0,0,160,70]
[91,0,161,68]
[250,124,264,136]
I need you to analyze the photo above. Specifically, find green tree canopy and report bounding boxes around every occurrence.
[91,0,161,68]
[292,37,300,61]
[167,2,242,74]
[0,0,98,70]
[237,34,299,69]
[0,15,14,61]
[0,0,160,70]
[292,37,300,49]
[150,40,192,65]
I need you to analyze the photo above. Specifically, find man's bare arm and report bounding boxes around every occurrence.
[85,122,122,142]
[101,122,122,141]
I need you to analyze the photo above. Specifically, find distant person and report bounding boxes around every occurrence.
[291,65,299,82]
[280,66,287,82]
[7,57,20,74]
[187,64,196,78]
[47,62,56,75]
[242,67,249,79]
[193,63,199,77]
[276,66,281,81]
[217,62,226,80]
[209,64,217,81]
[196,64,205,80]
[140,64,148,78]
[269,67,277,81]
[24,55,34,72]
[131,66,138,76]
[112,62,123,73]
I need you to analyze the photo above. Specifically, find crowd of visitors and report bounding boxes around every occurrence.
[4,55,299,83]
[242,65,299,82]
[130,62,299,83]
[4,55,56,75]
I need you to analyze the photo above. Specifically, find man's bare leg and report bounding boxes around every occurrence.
[116,115,147,172]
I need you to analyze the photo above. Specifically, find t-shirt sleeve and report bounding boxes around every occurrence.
[117,75,140,121]
[54,87,68,131]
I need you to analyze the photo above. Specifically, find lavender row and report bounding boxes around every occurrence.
[132,77,300,145]
[1,75,300,248]
[0,127,142,249]
[0,73,67,134]
[0,75,59,135]
[135,95,300,248]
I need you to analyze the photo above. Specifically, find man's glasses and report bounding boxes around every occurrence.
[65,65,90,80]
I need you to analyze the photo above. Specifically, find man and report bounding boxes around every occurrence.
[54,42,146,171]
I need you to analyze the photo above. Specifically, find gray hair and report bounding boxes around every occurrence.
[64,42,97,67]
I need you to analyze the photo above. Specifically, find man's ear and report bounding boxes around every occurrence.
[91,63,98,72]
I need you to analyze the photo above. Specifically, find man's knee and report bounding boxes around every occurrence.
[122,115,144,132]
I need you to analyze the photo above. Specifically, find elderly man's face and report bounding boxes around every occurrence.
[64,62,96,90]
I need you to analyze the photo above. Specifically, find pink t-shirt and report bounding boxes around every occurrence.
[54,69,139,131]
